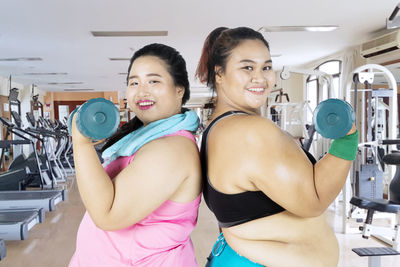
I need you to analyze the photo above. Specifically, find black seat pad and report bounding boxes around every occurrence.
[350,196,400,213]
[352,247,400,256]
[383,150,400,165]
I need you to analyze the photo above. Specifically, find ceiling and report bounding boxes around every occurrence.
[0,0,399,103]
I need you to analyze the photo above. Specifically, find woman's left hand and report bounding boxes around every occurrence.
[346,123,357,136]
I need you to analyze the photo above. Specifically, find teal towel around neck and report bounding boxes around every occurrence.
[102,110,199,165]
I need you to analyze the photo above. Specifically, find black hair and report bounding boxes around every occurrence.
[101,43,190,152]
[126,43,190,104]
[196,27,270,91]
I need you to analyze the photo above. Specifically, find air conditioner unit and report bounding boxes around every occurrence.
[360,30,400,58]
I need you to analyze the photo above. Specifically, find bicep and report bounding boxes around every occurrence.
[102,141,190,230]
[249,132,321,217]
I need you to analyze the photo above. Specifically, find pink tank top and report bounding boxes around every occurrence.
[69,130,201,267]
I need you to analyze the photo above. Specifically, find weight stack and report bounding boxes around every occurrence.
[356,164,383,199]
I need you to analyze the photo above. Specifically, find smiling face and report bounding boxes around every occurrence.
[215,39,276,114]
[126,55,184,125]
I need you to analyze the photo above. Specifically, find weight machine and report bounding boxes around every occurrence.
[343,64,398,232]
[342,64,400,265]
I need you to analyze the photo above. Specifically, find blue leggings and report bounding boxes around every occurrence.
[205,233,264,267]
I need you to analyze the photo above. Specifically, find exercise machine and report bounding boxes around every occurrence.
[0,190,66,212]
[0,117,54,188]
[0,207,44,240]
[343,64,400,266]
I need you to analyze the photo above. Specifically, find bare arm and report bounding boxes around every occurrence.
[71,118,200,230]
[215,115,355,217]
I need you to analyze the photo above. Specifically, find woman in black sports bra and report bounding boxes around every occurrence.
[196,27,358,267]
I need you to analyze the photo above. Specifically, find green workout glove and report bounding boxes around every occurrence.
[328,130,359,161]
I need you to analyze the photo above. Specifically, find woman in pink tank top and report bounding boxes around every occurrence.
[69,44,202,267]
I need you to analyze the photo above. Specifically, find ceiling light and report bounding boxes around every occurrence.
[23,72,68,75]
[304,26,338,32]
[48,82,84,85]
[258,26,338,32]
[64,89,94,91]
[271,54,282,57]
[118,73,128,75]
[91,31,168,37]
[0,57,43,61]
[109,58,130,61]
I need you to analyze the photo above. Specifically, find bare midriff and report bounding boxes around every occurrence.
[222,211,339,267]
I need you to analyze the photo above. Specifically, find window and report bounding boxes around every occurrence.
[306,60,341,122]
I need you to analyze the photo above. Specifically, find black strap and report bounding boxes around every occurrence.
[201,111,248,188]
[203,110,248,140]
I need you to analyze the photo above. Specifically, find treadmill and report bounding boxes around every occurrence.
[0,116,67,212]
[0,139,36,191]
[0,137,66,213]
[0,116,55,189]
[0,208,44,240]
[0,115,67,241]
[0,190,66,212]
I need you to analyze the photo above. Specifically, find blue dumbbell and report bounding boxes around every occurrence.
[67,98,120,140]
[67,108,78,136]
[312,98,355,139]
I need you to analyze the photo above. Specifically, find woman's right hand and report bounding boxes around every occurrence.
[71,114,93,146]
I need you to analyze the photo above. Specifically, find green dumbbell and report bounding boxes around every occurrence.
[313,98,355,139]
[67,98,120,140]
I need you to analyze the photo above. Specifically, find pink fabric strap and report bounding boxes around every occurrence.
[165,130,196,143]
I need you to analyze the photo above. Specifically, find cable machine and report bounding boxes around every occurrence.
[343,64,399,234]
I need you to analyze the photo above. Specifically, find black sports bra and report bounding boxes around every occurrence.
[200,111,316,228]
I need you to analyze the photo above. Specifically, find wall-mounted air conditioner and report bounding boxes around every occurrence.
[360,30,400,58]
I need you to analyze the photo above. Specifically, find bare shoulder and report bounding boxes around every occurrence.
[209,114,286,149]
[135,134,199,163]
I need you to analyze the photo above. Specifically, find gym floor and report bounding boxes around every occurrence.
[1,176,399,267]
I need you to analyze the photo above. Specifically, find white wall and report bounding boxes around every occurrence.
[267,71,307,138]
[280,73,304,102]
[0,76,25,96]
